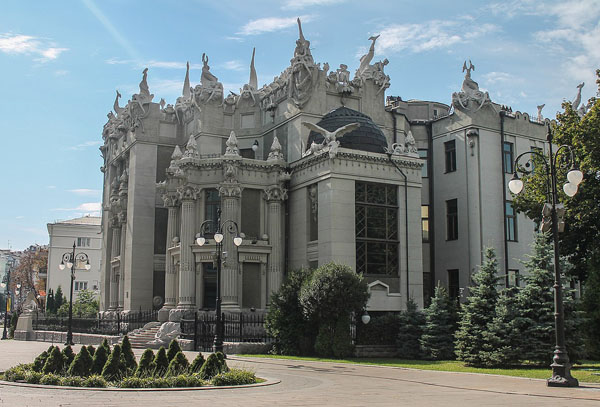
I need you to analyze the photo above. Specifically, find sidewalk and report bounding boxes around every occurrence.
[1,340,599,406]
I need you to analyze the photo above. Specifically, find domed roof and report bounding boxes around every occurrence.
[306,106,387,154]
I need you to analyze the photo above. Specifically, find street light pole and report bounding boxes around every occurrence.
[196,208,242,355]
[508,124,582,387]
[59,242,91,346]
[1,259,13,340]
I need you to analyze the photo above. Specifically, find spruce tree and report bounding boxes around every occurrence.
[86,345,96,357]
[166,351,190,376]
[135,349,155,377]
[396,298,425,359]
[100,338,111,355]
[42,346,64,374]
[455,248,501,366]
[121,335,137,372]
[189,353,205,373]
[420,284,458,360]
[91,343,109,375]
[482,286,521,366]
[46,289,55,314]
[55,286,65,310]
[167,339,182,362]
[151,346,169,376]
[102,344,123,381]
[68,346,93,377]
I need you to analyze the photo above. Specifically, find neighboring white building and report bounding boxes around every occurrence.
[47,216,102,303]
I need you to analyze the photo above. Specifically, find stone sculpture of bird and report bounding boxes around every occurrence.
[302,122,361,145]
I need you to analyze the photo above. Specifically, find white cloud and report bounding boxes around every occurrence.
[222,60,245,71]
[54,70,69,76]
[68,140,102,150]
[53,202,102,216]
[376,20,498,55]
[68,189,101,197]
[482,71,513,85]
[238,15,312,36]
[0,33,68,61]
[282,0,345,10]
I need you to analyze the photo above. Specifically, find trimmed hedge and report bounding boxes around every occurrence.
[212,368,257,386]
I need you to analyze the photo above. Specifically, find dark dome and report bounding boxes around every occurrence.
[306,106,387,153]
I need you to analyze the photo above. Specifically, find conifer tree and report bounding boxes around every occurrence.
[102,344,123,381]
[120,335,137,372]
[135,349,155,377]
[91,343,109,375]
[420,284,458,360]
[42,346,64,374]
[55,286,65,310]
[455,248,501,366]
[167,339,182,362]
[86,345,96,357]
[189,353,205,373]
[482,286,521,366]
[100,338,111,354]
[396,298,425,359]
[68,346,93,377]
[166,351,190,376]
[151,346,169,376]
[582,252,600,359]
[62,345,76,367]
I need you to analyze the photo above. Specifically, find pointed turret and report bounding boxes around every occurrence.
[183,134,199,159]
[183,61,191,99]
[267,136,284,161]
[224,131,240,156]
[249,48,257,90]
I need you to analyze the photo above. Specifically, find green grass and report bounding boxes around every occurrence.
[237,354,600,383]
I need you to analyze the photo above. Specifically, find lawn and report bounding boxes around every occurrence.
[238,354,600,383]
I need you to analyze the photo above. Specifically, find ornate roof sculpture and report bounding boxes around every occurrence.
[451,60,491,112]
[304,107,388,155]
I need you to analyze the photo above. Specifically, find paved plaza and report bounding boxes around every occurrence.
[0,340,599,406]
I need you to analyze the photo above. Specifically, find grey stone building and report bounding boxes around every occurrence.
[99,21,548,318]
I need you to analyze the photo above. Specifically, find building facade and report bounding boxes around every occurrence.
[47,216,102,303]
[98,21,548,319]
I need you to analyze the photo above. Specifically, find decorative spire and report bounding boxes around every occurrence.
[183,134,199,159]
[249,48,257,90]
[267,136,284,161]
[183,61,191,99]
[113,90,124,116]
[171,144,183,161]
[224,131,240,156]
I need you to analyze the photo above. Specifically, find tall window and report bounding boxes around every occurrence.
[445,140,456,173]
[204,189,220,234]
[448,269,459,300]
[418,149,429,178]
[446,199,458,241]
[355,182,399,275]
[505,201,517,241]
[421,205,430,243]
[503,142,514,173]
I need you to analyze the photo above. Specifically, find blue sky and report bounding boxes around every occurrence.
[1,0,599,250]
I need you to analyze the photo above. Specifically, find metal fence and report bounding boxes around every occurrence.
[180,311,272,352]
[32,310,159,336]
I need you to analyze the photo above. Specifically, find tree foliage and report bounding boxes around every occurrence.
[11,247,47,296]
[420,284,458,360]
[396,298,425,359]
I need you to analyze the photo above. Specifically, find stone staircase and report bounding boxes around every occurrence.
[121,322,162,349]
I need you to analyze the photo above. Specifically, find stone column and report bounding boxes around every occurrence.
[265,185,287,300]
[118,211,127,310]
[177,185,200,309]
[159,193,179,322]
[219,183,242,308]
[109,216,121,311]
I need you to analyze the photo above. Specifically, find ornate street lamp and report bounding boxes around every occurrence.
[1,259,13,340]
[59,242,91,345]
[508,123,583,387]
[196,208,242,354]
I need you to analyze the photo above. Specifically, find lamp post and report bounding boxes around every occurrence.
[196,208,242,354]
[1,258,13,340]
[508,123,583,387]
[59,242,91,345]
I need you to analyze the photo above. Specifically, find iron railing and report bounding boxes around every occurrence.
[32,310,159,336]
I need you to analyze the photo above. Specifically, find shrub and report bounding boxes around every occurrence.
[189,353,205,373]
[147,377,171,388]
[151,347,169,376]
[420,284,458,360]
[32,350,49,372]
[167,339,182,362]
[396,299,425,359]
[43,346,64,374]
[212,369,257,386]
[39,373,62,385]
[82,375,108,388]
[3,365,29,381]
[265,268,314,355]
[62,345,76,367]
[186,374,207,387]
[166,351,190,377]
[100,338,111,354]
[135,349,155,377]
[118,376,146,388]
[357,313,399,346]
[168,374,192,387]
[314,324,333,357]
[91,343,109,375]
[198,352,228,380]
[331,315,354,358]
[102,344,124,381]
[87,345,96,357]
[61,376,85,387]
[25,371,43,384]
[68,346,93,377]
[121,335,137,372]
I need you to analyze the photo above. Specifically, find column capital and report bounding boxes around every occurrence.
[264,184,288,202]
[219,182,243,198]
[177,184,202,201]
[117,211,127,225]
[161,191,180,207]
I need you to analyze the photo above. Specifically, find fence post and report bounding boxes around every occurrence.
[239,313,243,342]
[117,312,121,336]
[193,312,198,351]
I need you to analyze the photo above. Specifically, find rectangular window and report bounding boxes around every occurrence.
[204,189,220,235]
[446,199,458,241]
[530,146,542,171]
[448,269,459,300]
[503,142,514,173]
[239,148,254,159]
[508,269,520,287]
[418,149,429,178]
[505,201,517,241]
[355,182,399,275]
[444,140,456,173]
[76,237,90,247]
[241,189,261,240]
[74,281,88,291]
[421,205,430,243]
